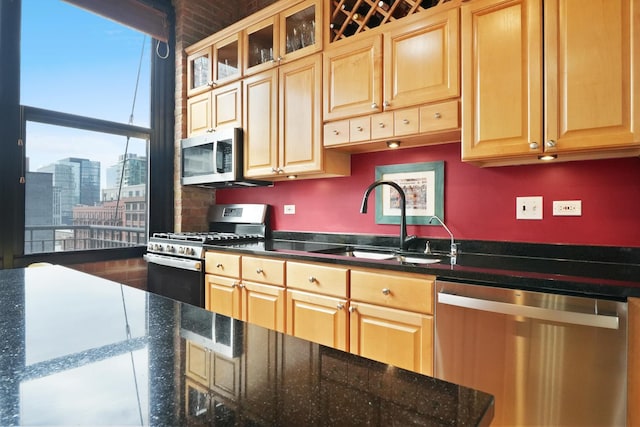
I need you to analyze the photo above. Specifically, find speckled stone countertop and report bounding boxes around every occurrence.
[204,232,640,301]
[0,265,494,426]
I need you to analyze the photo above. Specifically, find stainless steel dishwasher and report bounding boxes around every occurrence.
[434,280,627,427]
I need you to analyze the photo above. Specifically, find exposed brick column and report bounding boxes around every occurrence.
[171,0,278,232]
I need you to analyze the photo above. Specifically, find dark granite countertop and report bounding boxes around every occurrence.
[0,265,494,426]
[204,232,640,301]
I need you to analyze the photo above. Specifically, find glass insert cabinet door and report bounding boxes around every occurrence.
[187,47,212,96]
[214,34,241,85]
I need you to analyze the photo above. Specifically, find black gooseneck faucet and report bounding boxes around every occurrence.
[360,180,416,251]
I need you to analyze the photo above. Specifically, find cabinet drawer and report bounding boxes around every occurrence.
[286,261,349,298]
[350,269,434,314]
[393,108,420,136]
[370,111,394,140]
[420,100,459,133]
[242,256,285,286]
[324,120,350,146]
[205,251,241,277]
[349,117,371,142]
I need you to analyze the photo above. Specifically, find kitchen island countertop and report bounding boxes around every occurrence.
[0,265,494,426]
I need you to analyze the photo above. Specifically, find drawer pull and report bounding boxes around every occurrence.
[382,288,391,296]
[308,276,317,283]
[216,263,223,268]
[434,112,441,119]
[356,126,363,132]
[333,129,339,135]
[402,119,410,125]
[378,122,385,128]
[256,268,264,274]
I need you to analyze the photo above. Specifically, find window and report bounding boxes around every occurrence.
[21,0,151,254]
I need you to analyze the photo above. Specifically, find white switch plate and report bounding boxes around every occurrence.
[284,204,296,215]
[553,200,582,216]
[516,196,543,220]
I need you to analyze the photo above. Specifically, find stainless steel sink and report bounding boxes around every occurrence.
[312,246,444,264]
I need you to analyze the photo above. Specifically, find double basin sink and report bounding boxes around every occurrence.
[311,245,449,265]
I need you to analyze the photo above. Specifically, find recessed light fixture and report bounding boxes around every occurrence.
[287,175,297,179]
[538,154,557,161]
[387,140,401,149]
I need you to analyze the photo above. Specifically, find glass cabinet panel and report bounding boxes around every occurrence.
[247,20,275,69]
[284,4,316,54]
[187,48,212,96]
[214,35,241,84]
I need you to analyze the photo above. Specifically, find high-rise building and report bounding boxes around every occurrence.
[107,153,147,188]
[37,157,100,225]
[24,171,54,253]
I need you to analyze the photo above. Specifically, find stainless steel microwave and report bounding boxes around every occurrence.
[180,127,271,188]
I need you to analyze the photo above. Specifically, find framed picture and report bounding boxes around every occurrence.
[374,161,444,225]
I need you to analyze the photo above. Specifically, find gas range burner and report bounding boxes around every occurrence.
[152,232,264,244]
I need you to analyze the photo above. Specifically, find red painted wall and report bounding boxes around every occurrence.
[216,143,640,248]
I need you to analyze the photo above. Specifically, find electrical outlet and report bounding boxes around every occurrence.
[284,204,296,215]
[553,200,582,216]
[516,196,543,220]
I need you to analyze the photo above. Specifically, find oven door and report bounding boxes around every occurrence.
[144,253,204,307]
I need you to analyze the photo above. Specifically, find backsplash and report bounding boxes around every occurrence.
[215,142,640,248]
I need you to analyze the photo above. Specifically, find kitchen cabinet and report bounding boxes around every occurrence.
[349,268,434,376]
[323,7,459,122]
[184,340,241,402]
[461,0,640,166]
[205,251,242,318]
[244,0,322,76]
[629,297,640,426]
[186,33,242,98]
[243,53,350,179]
[186,81,242,136]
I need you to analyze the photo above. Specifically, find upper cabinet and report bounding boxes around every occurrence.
[244,0,323,76]
[323,7,459,121]
[461,0,640,166]
[187,34,242,97]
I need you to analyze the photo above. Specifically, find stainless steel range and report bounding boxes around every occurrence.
[144,204,269,307]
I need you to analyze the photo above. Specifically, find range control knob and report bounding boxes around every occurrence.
[155,244,163,252]
[167,245,175,253]
[178,247,185,255]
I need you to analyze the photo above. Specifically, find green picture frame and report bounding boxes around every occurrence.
[374,161,445,225]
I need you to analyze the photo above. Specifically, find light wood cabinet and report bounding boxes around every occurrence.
[244,53,350,179]
[461,0,640,166]
[186,33,242,97]
[349,269,435,376]
[323,8,459,122]
[286,289,349,351]
[184,340,241,401]
[286,260,349,298]
[244,0,323,76]
[186,81,242,136]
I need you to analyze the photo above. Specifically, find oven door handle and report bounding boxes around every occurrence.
[144,253,202,272]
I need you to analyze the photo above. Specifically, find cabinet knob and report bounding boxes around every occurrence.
[434,112,442,119]
[378,122,385,128]
[371,103,378,109]
[216,263,223,268]
[206,128,215,133]
[256,268,264,274]
[529,142,539,150]
[308,276,317,283]
[337,303,345,310]
[356,126,363,132]
[382,288,391,296]
[383,101,390,107]
[332,129,340,135]
[348,306,357,313]
[207,80,216,87]
[402,119,410,125]
[546,140,557,148]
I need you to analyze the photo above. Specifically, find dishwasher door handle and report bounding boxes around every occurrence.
[437,292,619,330]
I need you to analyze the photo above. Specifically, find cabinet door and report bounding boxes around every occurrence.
[245,16,278,76]
[286,289,348,351]
[323,34,382,121]
[212,81,242,130]
[185,341,210,385]
[349,302,433,376]
[383,8,460,110]
[242,281,285,333]
[278,54,323,175]
[205,274,242,319]
[279,0,322,63]
[243,69,279,178]
[186,91,211,136]
[544,0,639,153]
[461,0,543,161]
[187,46,212,97]
[213,33,242,85]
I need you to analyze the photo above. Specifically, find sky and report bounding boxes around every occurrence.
[20,0,151,188]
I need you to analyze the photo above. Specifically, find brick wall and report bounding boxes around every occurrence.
[172,0,278,232]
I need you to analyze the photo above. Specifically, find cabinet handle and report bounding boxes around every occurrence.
[277,56,283,62]
[434,112,441,119]
[382,288,391,296]
[383,101,390,107]
[256,268,264,274]
[232,281,243,288]
[378,122,385,128]
[348,306,357,313]
[371,102,378,109]
[207,80,216,87]
[529,142,539,150]
[356,126,363,132]
[216,263,223,268]
[206,128,215,133]
[337,303,344,310]
[546,140,557,148]
[308,276,317,283]
[402,119,410,125]
[332,129,340,135]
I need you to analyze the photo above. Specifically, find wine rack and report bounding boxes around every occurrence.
[329,0,449,42]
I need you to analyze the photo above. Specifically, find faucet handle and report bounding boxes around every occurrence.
[424,241,431,255]
[450,243,458,257]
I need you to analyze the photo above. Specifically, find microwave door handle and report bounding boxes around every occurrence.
[437,292,619,330]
